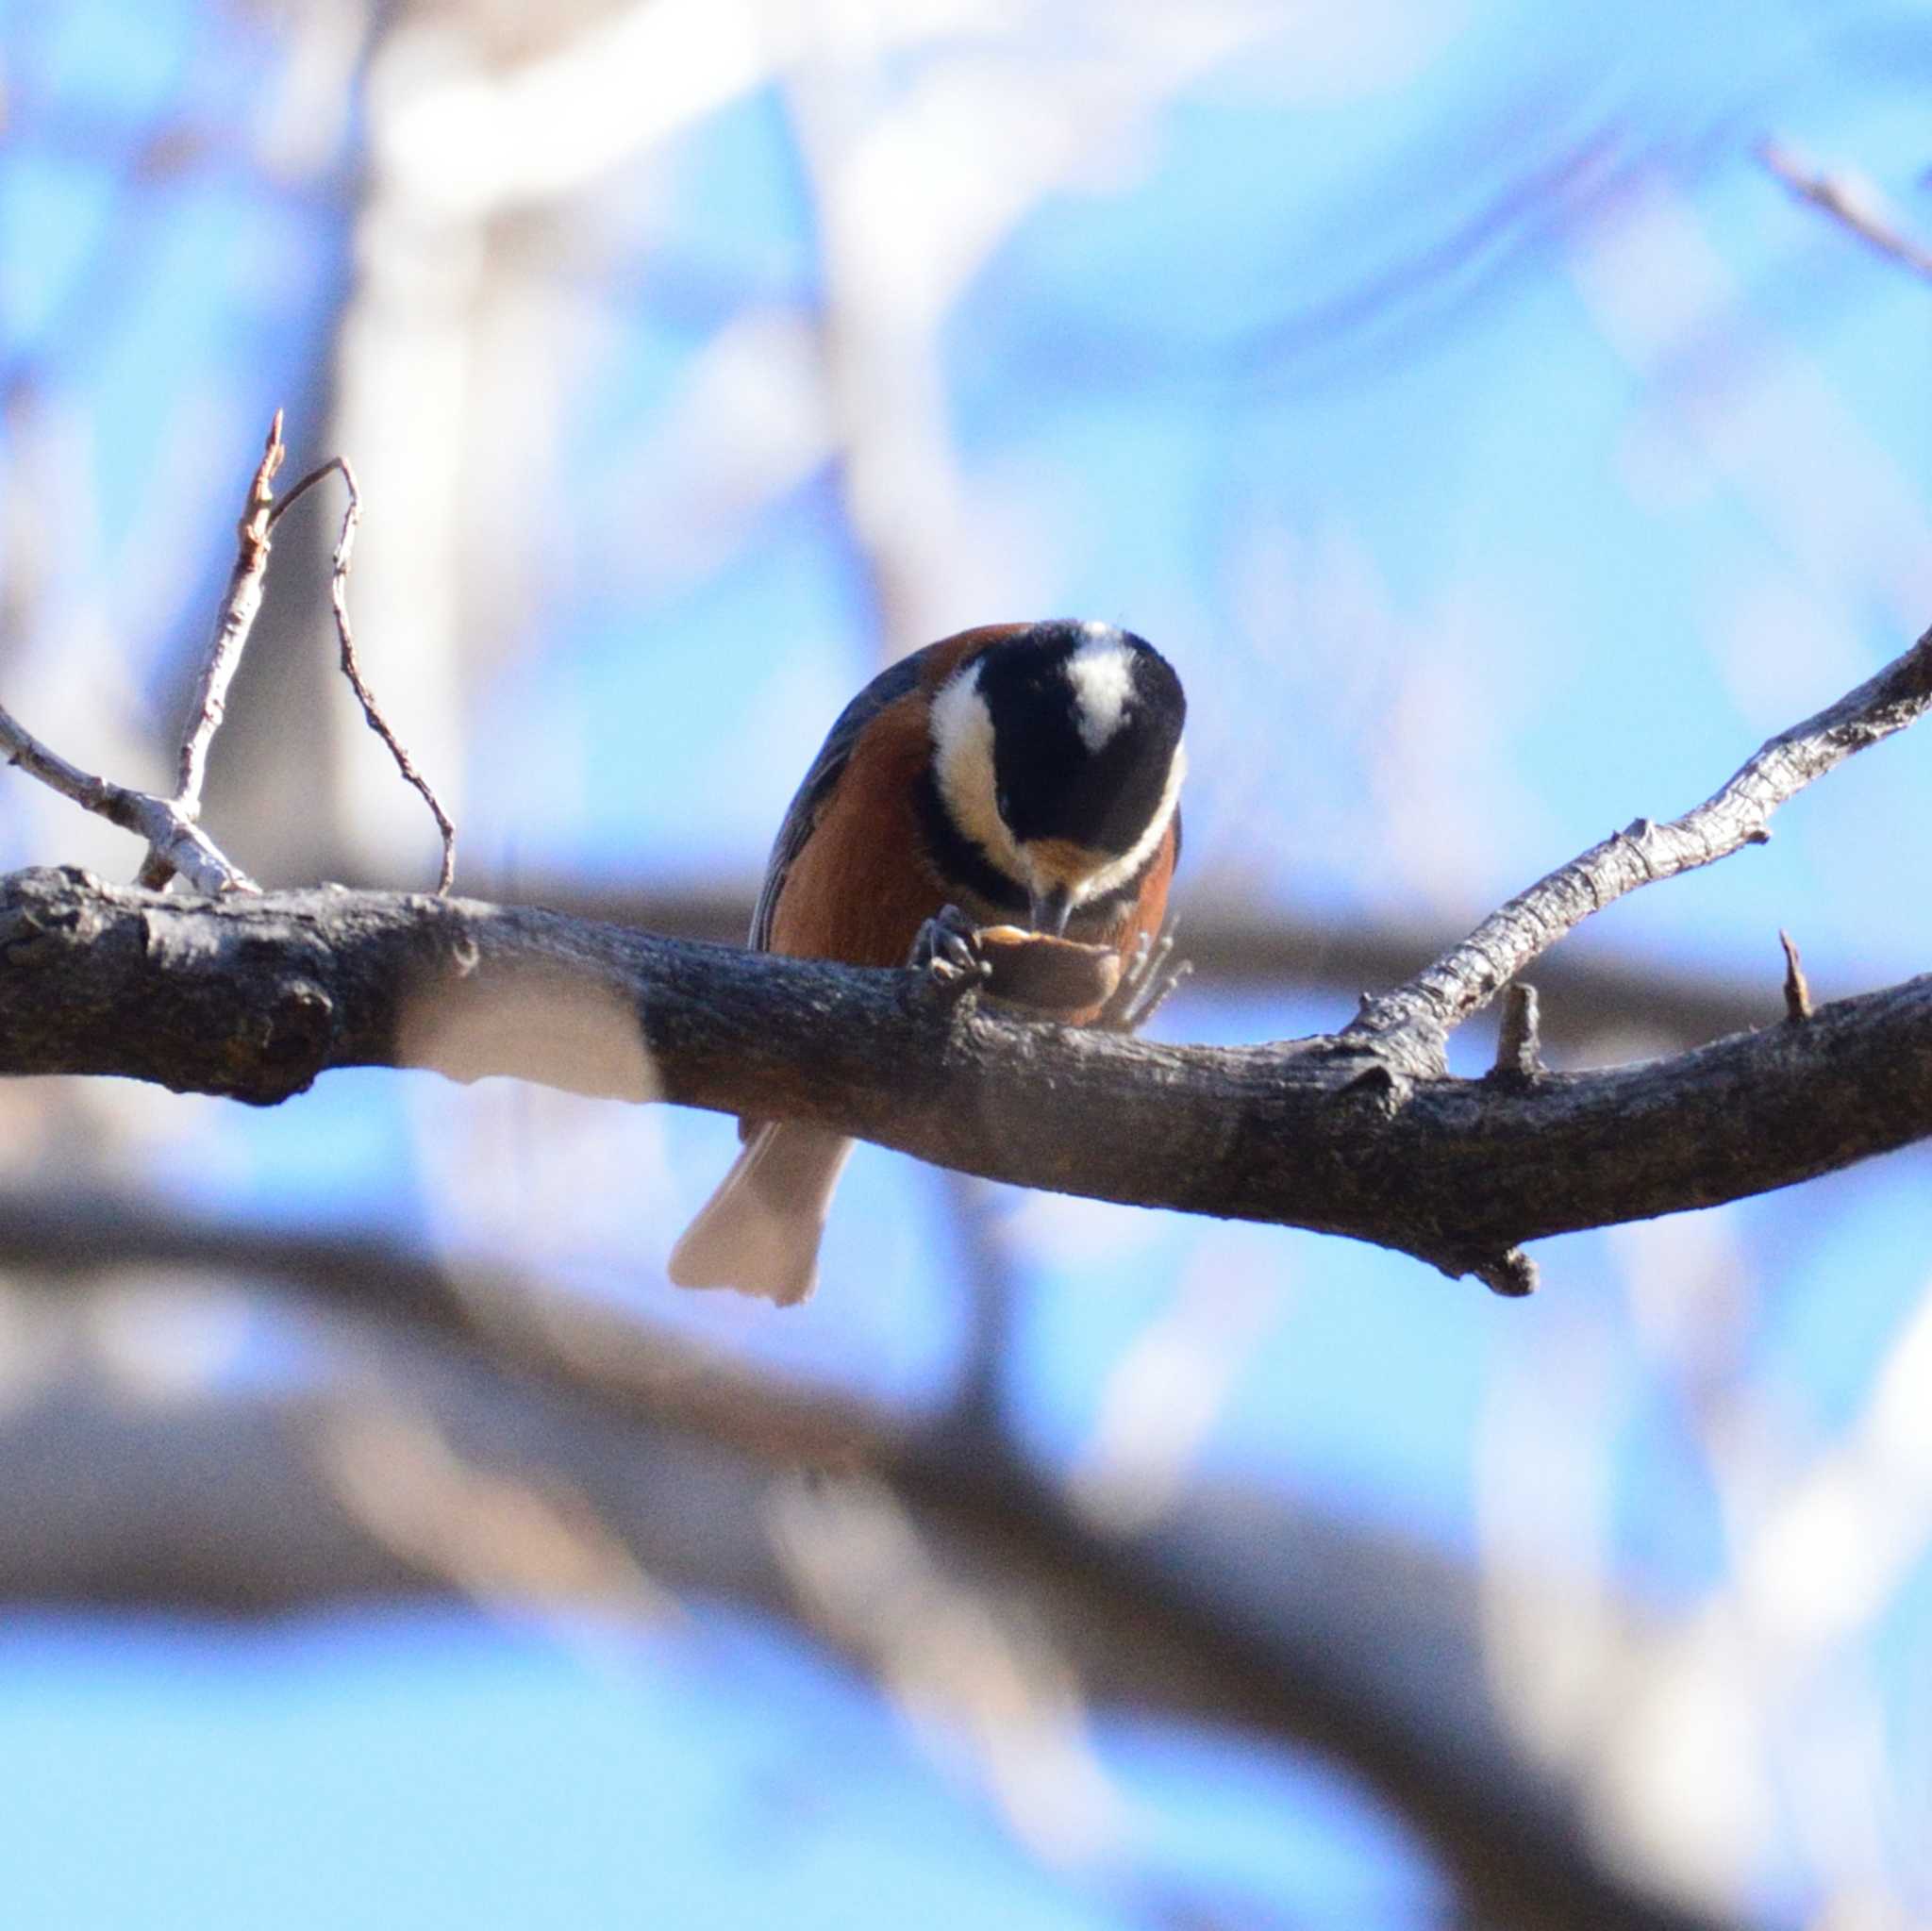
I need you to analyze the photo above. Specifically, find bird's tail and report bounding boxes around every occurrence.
[666,1123,854,1307]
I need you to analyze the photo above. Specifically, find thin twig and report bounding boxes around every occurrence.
[175,415,285,811]
[136,413,288,891]
[1759,140,1932,284]
[272,458,457,894]
[1352,624,1932,1057]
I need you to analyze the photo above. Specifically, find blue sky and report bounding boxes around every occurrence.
[4,0,1931,1922]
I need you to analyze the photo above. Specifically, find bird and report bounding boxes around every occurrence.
[667,618,1187,1307]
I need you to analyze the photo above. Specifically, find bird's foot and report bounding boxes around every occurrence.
[1099,928,1191,1033]
[908,903,991,1003]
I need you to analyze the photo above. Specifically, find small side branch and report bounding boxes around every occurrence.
[5,415,458,899]
[174,415,284,817]
[1352,624,1932,1058]
[135,413,289,891]
[1491,983,1543,1083]
[1779,930,1813,1023]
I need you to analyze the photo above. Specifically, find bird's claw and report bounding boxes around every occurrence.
[909,904,991,1002]
[1099,928,1191,1033]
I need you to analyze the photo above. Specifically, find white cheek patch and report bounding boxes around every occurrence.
[1065,634,1136,751]
[930,664,1025,876]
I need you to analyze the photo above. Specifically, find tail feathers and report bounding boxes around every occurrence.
[667,1123,854,1307]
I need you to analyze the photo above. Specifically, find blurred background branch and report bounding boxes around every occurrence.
[4,2,1931,1926]
[1758,139,1932,283]
[0,1195,1732,1931]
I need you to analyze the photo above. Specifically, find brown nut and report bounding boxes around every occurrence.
[976,924,1122,1013]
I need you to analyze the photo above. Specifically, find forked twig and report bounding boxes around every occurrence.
[0,705,255,893]
[5,416,298,894]
[4,413,457,898]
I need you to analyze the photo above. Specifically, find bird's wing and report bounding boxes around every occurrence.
[749,650,927,953]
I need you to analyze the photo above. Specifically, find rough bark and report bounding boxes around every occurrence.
[3,862,1928,1287]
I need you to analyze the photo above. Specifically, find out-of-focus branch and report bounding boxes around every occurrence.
[0,1203,1740,1931]
[318,1392,672,1626]
[1759,140,1932,283]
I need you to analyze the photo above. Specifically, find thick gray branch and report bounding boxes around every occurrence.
[452,872,1786,1051]
[4,865,1928,1284]
[444,876,1785,1057]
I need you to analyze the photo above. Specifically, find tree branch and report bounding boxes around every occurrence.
[9,403,1932,1285]
[3,415,456,897]
[267,458,458,893]
[448,872,1787,1052]
[3,863,1928,1285]
[1351,624,1932,1061]
[0,1199,1740,1931]
[1758,139,1932,283]
[0,711,256,894]
[166,414,286,832]
[131,411,288,892]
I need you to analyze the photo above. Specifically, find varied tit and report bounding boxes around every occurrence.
[667,618,1187,1307]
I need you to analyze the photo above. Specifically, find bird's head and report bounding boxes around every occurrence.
[929,619,1186,935]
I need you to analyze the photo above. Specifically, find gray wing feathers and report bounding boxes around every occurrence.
[748,653,925,951]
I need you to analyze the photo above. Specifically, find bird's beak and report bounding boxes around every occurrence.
[1029,881,1074,938]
